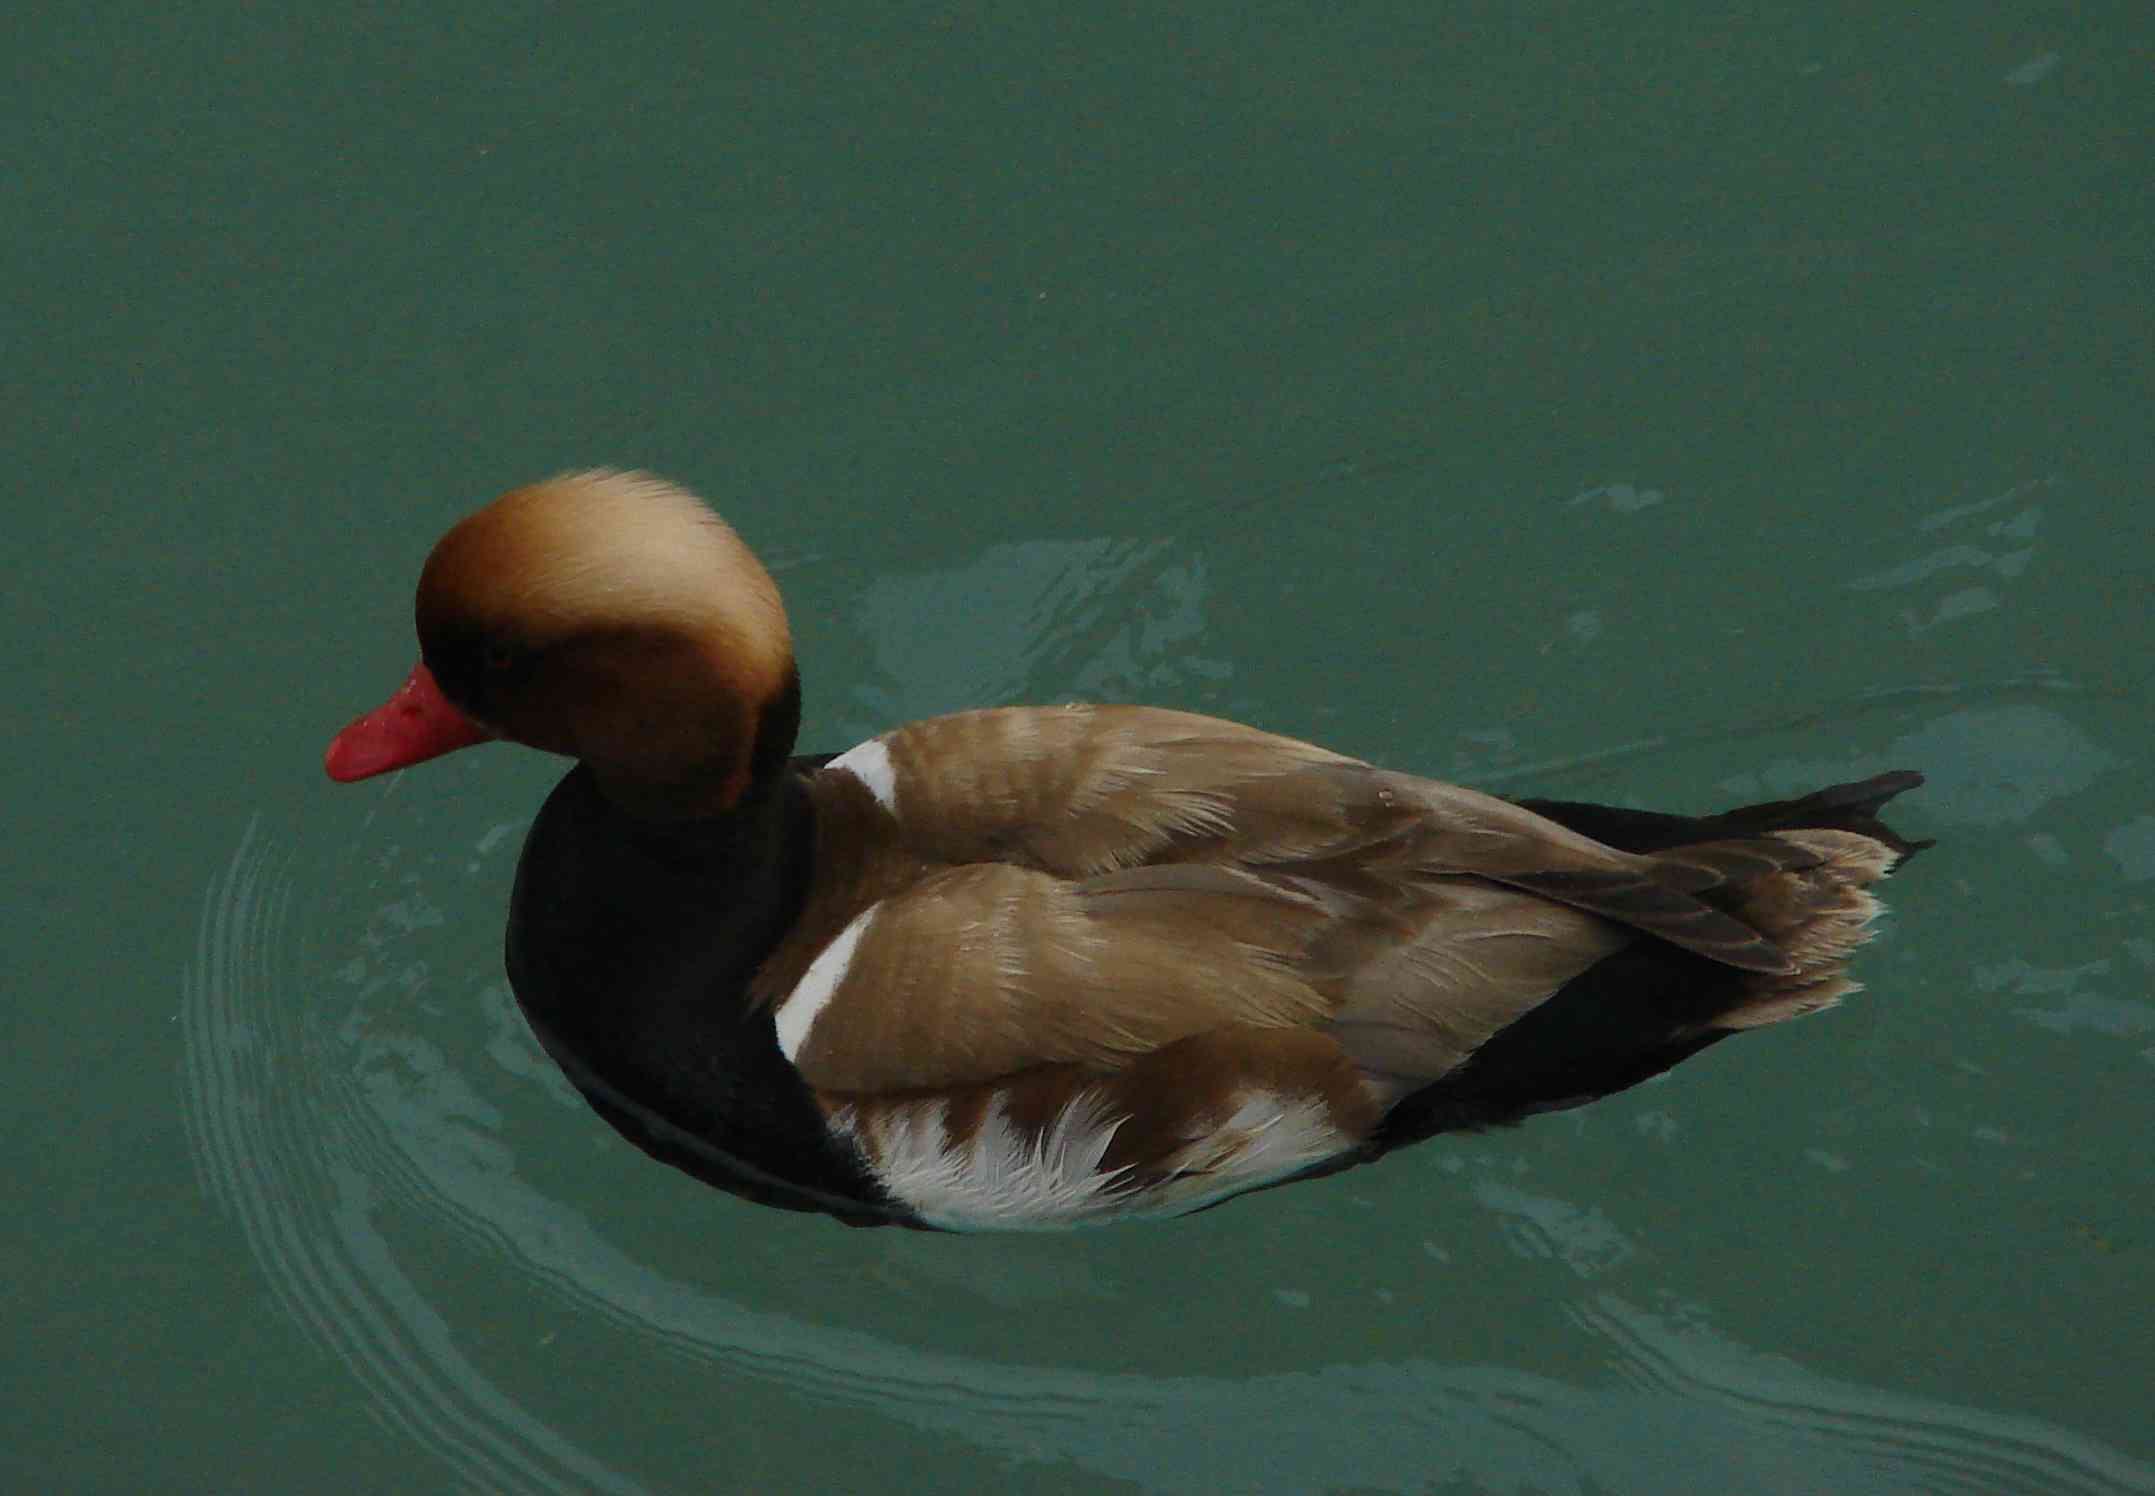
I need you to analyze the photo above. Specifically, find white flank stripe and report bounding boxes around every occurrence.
[1139,1091,1352,1220]
[1213,1092,1345,1178]
[823,1086,1359,1229]
[834,1092,1134,1232]
[775,906,877,1063]
[828,736,898,813]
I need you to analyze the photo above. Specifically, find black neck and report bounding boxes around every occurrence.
[510,761,811,1011]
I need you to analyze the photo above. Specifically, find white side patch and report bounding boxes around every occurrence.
[828,736,898,813]
[833,1092,1133,1232]
[1143,1091,1353,1218]
[774,906,877,1063]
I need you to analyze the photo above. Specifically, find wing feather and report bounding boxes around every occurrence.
[781,705,1824,1098]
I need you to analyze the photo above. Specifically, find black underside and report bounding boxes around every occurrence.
[1372,771,1926,1147]
[1371,939,1737,1146]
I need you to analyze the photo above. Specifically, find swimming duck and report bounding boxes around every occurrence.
[325,470,1925,1231]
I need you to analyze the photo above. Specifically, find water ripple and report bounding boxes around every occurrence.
[183,810,2155,1494]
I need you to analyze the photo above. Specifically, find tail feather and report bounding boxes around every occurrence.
[1526,771,1923,1026]
[1376,772,1926,1144]
[1710,827,1899,1029]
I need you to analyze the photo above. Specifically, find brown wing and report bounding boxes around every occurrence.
[771,831,1625,1101]
[770,704,1827,1101]
[869,706,1799,971]
[773,861,1338,1094]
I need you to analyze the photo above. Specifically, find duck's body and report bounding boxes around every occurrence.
[328,471,1925,1231]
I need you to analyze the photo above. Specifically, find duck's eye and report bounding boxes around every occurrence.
[482,641,517,672]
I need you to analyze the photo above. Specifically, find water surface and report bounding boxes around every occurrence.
[8,3,2152,1491]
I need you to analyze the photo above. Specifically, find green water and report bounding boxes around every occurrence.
[8,3,2152,1492]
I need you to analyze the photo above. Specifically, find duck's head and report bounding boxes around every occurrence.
[324,470,800,820]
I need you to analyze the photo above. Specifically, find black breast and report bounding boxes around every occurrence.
[503,763,909,1226]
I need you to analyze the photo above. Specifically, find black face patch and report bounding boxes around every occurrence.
[421,619,535,724]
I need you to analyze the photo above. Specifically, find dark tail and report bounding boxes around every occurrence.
[1513,769,1931,860]
[1377,772,1928,1145]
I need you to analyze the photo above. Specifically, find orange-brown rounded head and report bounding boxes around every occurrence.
[325,470,798,819]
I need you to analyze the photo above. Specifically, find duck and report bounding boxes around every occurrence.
[325,469,1926,1231]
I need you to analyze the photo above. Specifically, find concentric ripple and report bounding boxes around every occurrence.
[182,789,2155,1495]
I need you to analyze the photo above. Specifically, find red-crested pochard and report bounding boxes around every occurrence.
[325,470,1925,1230]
